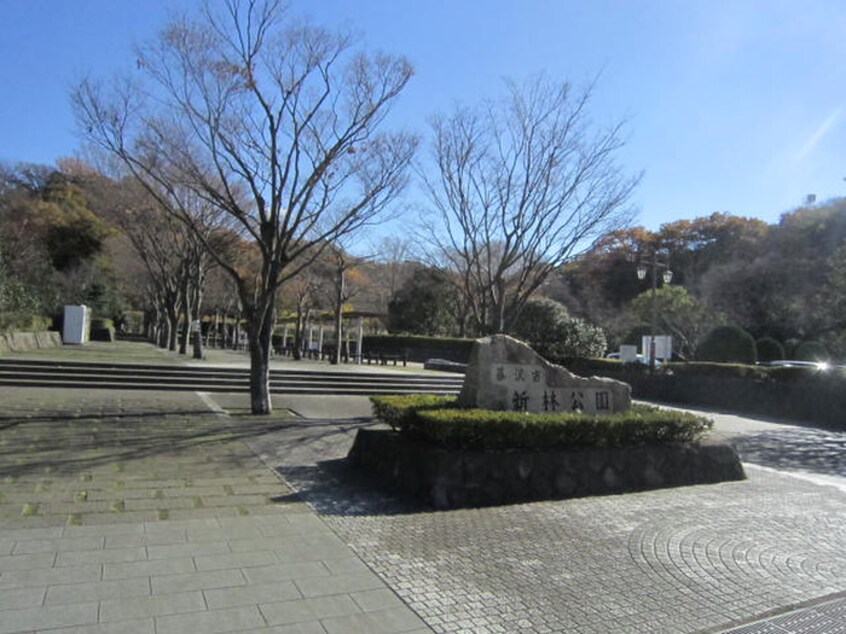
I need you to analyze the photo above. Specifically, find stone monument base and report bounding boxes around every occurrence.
[348,429,745,509]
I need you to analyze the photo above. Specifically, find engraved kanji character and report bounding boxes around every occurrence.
[570,391,584,412]
[512,391,529,411]
[543,390,559,412]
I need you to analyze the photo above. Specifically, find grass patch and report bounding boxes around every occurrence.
[67,513,83,526]
[75,491,88,502]
[223,484,234,496]
[110,500,125,513]
[153,489,165,500]
[157,509,170,521]
[21,502,39,517]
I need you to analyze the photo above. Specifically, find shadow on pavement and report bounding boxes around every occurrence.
[730,429,846,477]
[0,409,363,480]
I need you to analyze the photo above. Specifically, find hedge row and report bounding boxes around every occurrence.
[565,358,839,384]
[363,335,476,363]
[0,312,52,334]
[370,395,713,450]
[370,394,457,432]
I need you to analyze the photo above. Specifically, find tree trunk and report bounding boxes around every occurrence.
[248,329,271,414]
[293,302,304,361]
[333,263,346,364]
[191,287,204,359]
[157,320,165,348]
[179,305,190,355]
[233,313,241,350]
[157,308,168,348]
[246,302,275,415]
[167,307,179,351]
[179,314,190,354]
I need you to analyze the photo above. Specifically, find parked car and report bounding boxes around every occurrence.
[761,360,830,371]
[605,352,650,364]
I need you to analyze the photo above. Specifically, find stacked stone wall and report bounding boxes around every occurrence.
[349,429,745,509]
[0,331,62,354]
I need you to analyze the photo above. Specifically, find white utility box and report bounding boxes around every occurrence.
[63,305,91,345]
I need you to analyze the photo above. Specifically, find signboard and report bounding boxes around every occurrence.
[642,335,672,362]
[490,364,613,415]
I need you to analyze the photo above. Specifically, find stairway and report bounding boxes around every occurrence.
[0,358,463,396]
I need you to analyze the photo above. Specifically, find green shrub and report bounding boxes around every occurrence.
[696,325,757,364]
[783,338,801,358]
[413,404,713,450]
[756,337,784,362]
[370,394,459,432]
[622,325,652,348]
[90,318,115,330]
[508,298,607,359]
[0,312,52,333]
[668,361,767,380]
[794,340,829,362]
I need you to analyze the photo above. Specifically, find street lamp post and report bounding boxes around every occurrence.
[636,254,672,371]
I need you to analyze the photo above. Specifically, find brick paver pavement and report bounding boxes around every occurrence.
[247,408,846,634]
[0,387,429,634]
[2,372,845,633]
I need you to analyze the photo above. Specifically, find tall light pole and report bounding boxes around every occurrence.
[636,254,672,371]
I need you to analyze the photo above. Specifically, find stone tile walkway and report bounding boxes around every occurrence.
[247,409,846,634]
[0,387,429,634]
[2,378,845,633]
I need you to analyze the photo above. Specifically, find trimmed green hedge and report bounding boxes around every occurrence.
[363,335,476,363]
[370,395,712,450]
[370,394,458,432]
[568,357,842,385]
[415,405,712,450]
[668,362,767,380]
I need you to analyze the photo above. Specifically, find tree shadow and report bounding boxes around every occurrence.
[0,409,353,479]
[273,458,431,517]
[730,429,846,477]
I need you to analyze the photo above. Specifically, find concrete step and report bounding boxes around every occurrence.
[0,359,463,395]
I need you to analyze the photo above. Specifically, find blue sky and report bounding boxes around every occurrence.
[2,0,845,231]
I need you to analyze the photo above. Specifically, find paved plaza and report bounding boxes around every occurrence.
[0,356,845,632]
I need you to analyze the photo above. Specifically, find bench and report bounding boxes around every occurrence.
[364,351,408,367]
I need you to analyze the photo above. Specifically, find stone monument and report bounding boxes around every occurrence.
[458,334,631,415]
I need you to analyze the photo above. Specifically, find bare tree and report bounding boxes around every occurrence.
[420,74,639,335]
[368,235,414,313]
[320,244,368,364]
[72,0,417,413]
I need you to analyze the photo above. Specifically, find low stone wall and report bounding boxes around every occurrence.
[348,429,745,509]
[0,331,62,354]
